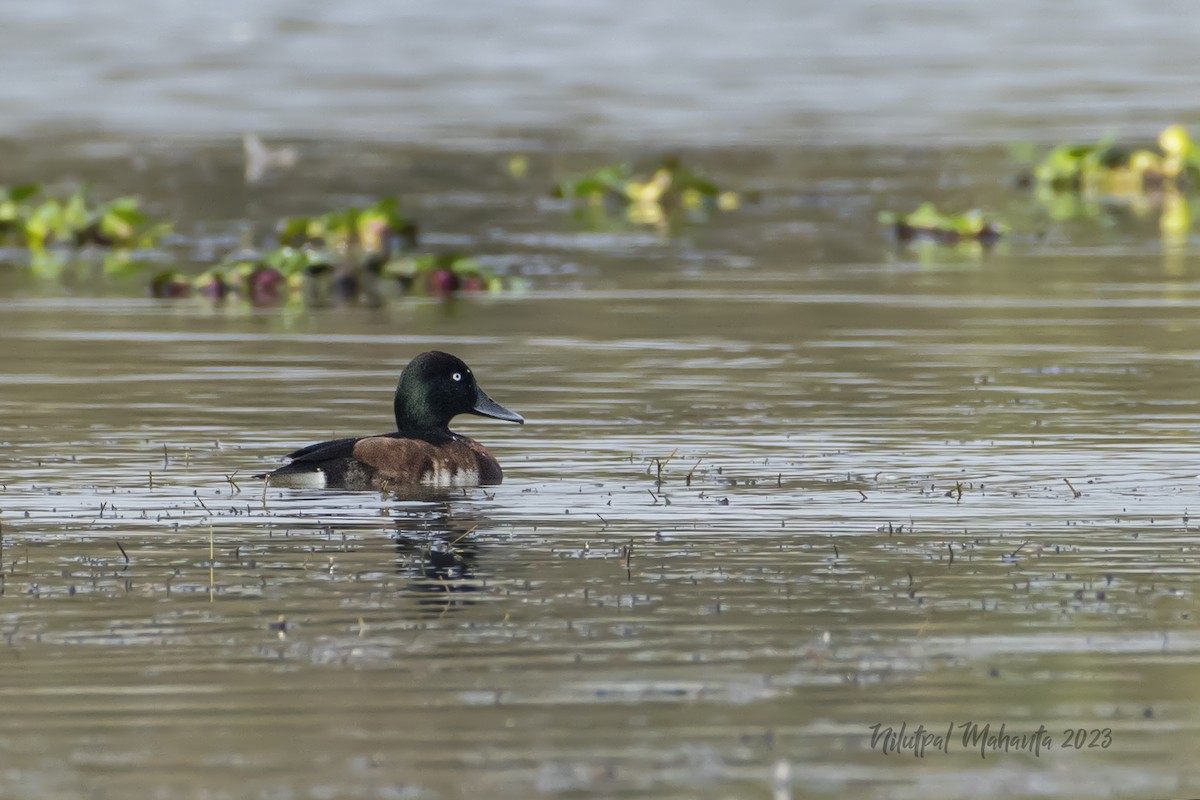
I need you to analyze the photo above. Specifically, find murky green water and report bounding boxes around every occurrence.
[3,141,1200,799]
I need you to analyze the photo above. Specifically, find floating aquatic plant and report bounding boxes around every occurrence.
[0,183,173,287]
[0,184,171,252]
[378,253,516,295]
[152,245,523,304]
[278,198,417,255]
[553,158,740,227]
[878,203,1007,245]
[152,198,419,303]
[1026,125,1200,243]
[0,181,529,307]
[1033,125,1200,194]
[0,183,40,244]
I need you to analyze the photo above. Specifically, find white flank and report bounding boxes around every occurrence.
[421,463,480,488]
[266,470,327,489]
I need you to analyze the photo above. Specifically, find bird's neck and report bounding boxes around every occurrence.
[393,394,453,442]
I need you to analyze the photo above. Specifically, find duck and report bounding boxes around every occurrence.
[260,351,524,490]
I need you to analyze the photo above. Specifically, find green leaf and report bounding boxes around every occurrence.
[278,216,313,245]
[7,183,40,204]
[905,202,946,229]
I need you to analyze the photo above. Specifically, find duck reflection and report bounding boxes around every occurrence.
[390,504,488,614]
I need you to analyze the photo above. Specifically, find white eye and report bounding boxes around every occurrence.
[452,372,462,382]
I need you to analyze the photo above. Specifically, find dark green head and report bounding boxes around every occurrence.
[393,351,524,437]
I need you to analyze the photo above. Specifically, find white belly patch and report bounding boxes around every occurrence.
[266,469,328,489]
[421,462,480,487]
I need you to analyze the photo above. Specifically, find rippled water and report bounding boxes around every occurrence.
[4,141,1200,799]
[1,0,1197,146]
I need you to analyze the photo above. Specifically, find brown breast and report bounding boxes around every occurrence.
[351,436,503,489]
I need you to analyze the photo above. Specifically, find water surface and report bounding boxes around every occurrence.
[1,0,1197,146]
[3,142,1200,799]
